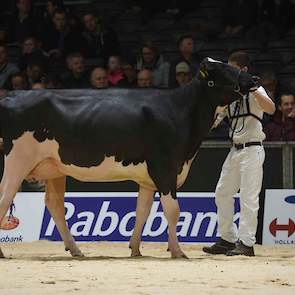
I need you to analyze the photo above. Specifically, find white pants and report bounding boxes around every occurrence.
[215,145,265,247]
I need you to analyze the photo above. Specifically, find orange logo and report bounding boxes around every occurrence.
[0,216,20,230]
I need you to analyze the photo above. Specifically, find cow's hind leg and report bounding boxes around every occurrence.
[129,186,154,257]
[161,194,188,259]
[45,177,84,257]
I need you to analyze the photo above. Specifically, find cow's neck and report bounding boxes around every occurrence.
[187,82,219,159]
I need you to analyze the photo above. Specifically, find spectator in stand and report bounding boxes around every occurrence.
[107,55,128,87]
[175,61,192,86]
[42,0,65,30]
[137,69,153,88]
[64,13,88,56]
[6,72,28,90]
[82,12,119,65]
[264,93,295,141]
[0,44,19,89]
[169,35,201,88]
[42,9,86,59]
[26,62,45,89]
[8,0,39,43]
[90,67,108,89]
[18,36,48,71]
[136,41,169,88]
[62,52,89,89]
[122,60,137,87]
[219,0,257,39]
[42,9,67,59]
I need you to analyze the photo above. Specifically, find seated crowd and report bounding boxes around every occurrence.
[0,0,294,142]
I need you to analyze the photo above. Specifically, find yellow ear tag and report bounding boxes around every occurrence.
[199,69,208,79]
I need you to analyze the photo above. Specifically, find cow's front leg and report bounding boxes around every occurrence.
[129,186,155,257]
[45,177,84,257]
[161,194,188,259]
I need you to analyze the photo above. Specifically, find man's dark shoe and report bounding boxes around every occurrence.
[203,238,236,255]
[226,241,255,257]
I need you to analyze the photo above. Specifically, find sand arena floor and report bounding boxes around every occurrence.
[0,241,294,295]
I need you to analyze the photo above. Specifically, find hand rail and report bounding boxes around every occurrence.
[201,141,295,189]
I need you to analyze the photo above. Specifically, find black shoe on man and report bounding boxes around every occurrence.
[203,238,236,255]
[226,241,255,257]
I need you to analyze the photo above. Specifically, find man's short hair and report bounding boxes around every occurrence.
[279,93,295,104]
[66,52,83,64]
[228,51,250,68]
[177,34,193,47]
[52,8,66,18]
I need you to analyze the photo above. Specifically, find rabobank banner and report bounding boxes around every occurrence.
[1,192,241,244]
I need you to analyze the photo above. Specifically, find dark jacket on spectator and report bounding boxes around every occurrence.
[18,49,48,71]
[61,71,90,89]
[82,26,119,63]
[264,111,295,141]
[42,25,87,56]
[8,12,39,43]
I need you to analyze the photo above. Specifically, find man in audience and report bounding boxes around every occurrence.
[90,67,108,89]
[122,60,137,87]
[62,52,89,88]
[26,62,45,89]
[82,12,119,64]
[18,36,48,71]
[8,0,39,43]
[137,69,153,88]
[136,41,169,88]
[264,93,295,141]
[169,35,201,88]
[0,44,19,88]
[7,72,28,90]
[175,61,192,86]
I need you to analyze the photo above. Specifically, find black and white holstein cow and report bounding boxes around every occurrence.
[0,58,259,258]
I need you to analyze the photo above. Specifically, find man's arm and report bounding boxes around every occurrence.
[252,88,276,115]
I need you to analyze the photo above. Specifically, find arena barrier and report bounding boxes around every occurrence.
[0,192,240,244]
[0,142,294,245]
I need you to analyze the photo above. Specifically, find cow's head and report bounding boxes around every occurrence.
[198,57,260,105]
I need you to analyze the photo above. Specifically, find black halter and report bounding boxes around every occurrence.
[206,69,244,98]
[227,93,262,140]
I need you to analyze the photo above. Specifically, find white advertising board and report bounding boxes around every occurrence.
[263,189,295,245]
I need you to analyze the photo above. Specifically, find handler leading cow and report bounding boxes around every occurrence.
[0,58,259,258]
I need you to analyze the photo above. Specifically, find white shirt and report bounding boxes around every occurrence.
[214,86,270,143]
[227,86,268,143]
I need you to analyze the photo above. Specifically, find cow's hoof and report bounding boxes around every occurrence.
[171,251,189,259]
[130,249,142,257]
[65,247,84,257]
[72,251,85,258]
